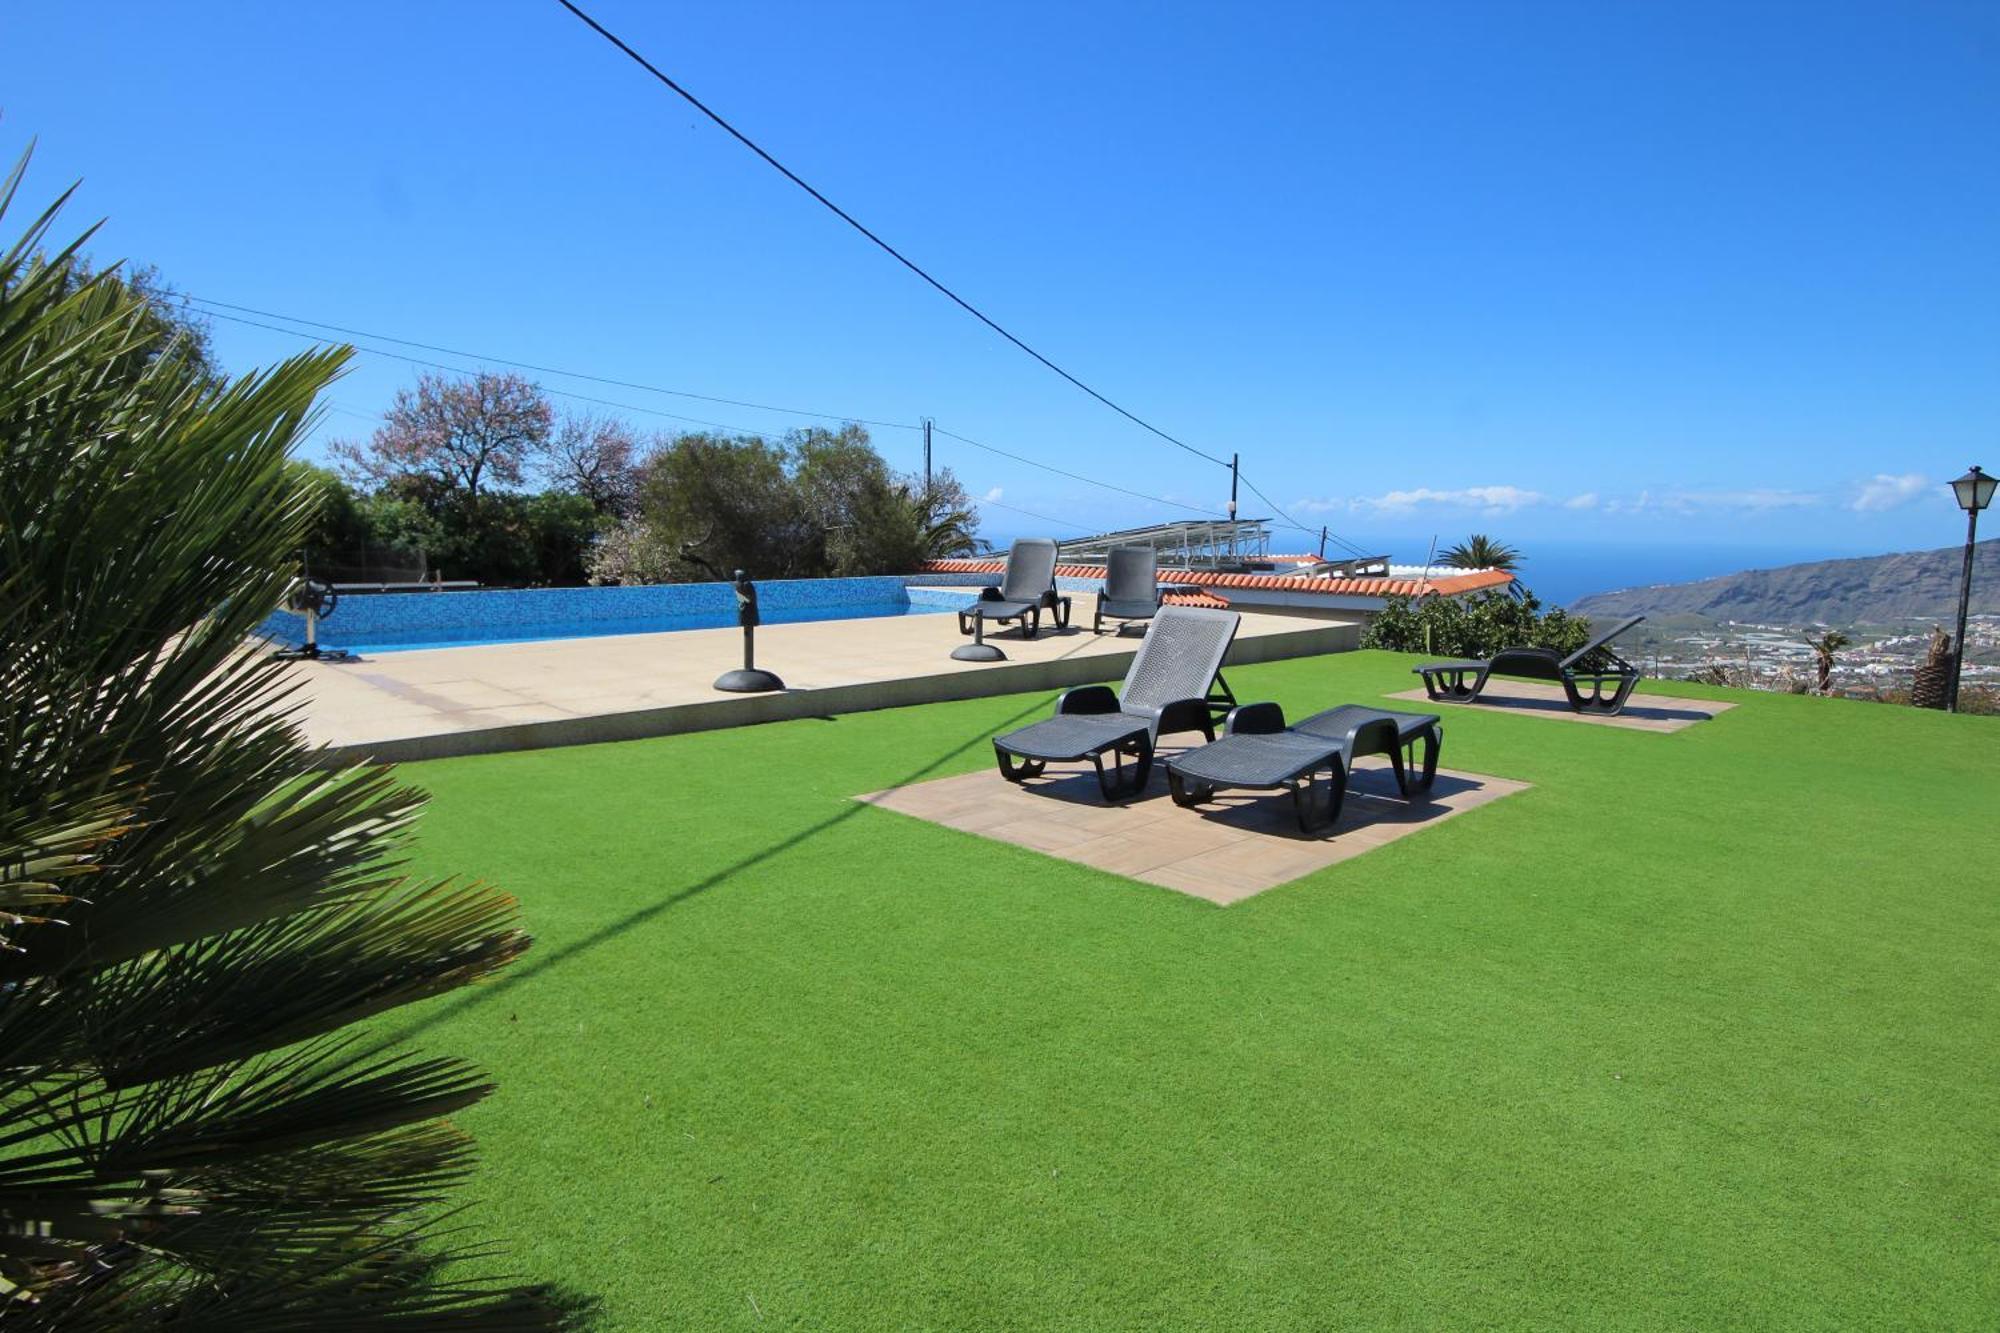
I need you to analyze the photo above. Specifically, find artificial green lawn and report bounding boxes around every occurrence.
[384,650,1999,1329]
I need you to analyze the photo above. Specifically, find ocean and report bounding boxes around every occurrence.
[980,528,1875,608]
[1467,541,1880,607]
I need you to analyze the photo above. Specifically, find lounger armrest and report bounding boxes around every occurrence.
[1224,701,1288,735]
[1056,684,1120,716]
[1147,695,1220,742]
[1339,716,1402,762]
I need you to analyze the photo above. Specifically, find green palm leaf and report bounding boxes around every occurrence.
[0,148,563,1325]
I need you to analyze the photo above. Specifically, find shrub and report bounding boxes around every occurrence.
[1362,588,1591,660]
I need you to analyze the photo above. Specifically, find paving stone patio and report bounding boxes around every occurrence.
[276,591,1358,763]
[1384,681,1734,732]
[859,753,1530,905]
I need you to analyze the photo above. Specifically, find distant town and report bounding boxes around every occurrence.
[1623,612,2000,697]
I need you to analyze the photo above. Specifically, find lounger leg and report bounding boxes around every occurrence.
[1289,761,1347,834]
[1167,769,1214,808]
[1410,727,1441,792]
[1386,743,1410,797]
[1088,738,1153,801]
[1563,672,1639,717]
[1423,667,1483,702]
[1023,605,1040,640]
[993,743,1047,784]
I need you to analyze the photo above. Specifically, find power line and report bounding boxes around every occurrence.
[976,497,1095,535]
[217,296,1296,547]
[184,295,916,431]
[549,0,1230,471]
[933,426,1231,522]
[1237,470,1371,558]
[236,310,1200,524]
[202,308,824,439]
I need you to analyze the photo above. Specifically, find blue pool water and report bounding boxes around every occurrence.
[258,577,964,654]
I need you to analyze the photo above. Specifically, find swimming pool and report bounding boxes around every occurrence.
[258,577,964,654]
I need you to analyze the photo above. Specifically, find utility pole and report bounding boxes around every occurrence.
[922,417,933,491]
[1319,526,1328,558]
[1228,453,1239,560]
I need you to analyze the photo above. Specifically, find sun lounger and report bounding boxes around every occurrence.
[957,537,1071,640]
[1414,615,1646,716]
[992,606,1240,799]
[1092,545,1164,634]
[1165,703,1443,833]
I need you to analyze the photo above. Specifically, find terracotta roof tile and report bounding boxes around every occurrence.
[912,560,1513,600]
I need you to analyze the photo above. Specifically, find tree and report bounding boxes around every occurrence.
[827,468,981,575]
[1439,534,1521,572]
[333,369,552,508]
[1807,629,1852,695]
[0,158,560,1325]
[637,432,819,580]
[59,256,221,386]
[546,410,640,516]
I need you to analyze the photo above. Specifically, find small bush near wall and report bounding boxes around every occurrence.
[1362,589,1592,660]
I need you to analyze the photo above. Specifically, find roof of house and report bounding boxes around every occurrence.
[914,559,1515,601]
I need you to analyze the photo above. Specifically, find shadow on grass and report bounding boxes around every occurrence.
[367,692,1054,1055]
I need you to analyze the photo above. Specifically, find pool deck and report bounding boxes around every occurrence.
[282,590,1361,764]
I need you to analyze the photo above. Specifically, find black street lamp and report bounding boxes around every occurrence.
[1946,465,1996,712]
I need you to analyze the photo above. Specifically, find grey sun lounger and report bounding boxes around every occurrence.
[1092,545,1163,635]
[1165,704,1444,833]
[957,537,1071,640]
[1414,615,1646,717]
[992,606,1240,799]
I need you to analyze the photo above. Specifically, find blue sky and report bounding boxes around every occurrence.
[4,0,1995,564]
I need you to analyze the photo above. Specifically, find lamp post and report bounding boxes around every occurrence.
[1946,465,1996,712]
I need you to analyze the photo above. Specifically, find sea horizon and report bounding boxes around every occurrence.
[977,529,1899,609]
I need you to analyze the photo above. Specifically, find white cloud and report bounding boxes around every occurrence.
[1563,492,1599,510]
[1851,473,1928,513]
[1359,485,1549,515]
[1660,488,1823,513]
[982,487,1004,503]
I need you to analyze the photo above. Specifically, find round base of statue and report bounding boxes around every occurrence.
[950,642,1007,662]
[714,667,786,693]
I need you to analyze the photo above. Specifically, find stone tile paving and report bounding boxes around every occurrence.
[859,751,1529,905]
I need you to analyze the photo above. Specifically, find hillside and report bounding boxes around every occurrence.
[1572,539,2000,626]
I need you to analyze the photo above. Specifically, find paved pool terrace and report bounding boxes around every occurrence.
[277,587,1359,763]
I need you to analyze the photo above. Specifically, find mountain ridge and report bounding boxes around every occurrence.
[1570,538,2000,626]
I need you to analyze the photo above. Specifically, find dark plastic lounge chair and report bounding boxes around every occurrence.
[1166,704,1444,833]
[957,537,1071,640]
[1092,545,1163,635]
[1414,615,1646,716]
[991,606,1240,799]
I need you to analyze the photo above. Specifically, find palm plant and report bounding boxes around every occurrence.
[909,475,980,561]
[0,158,560,1325]
[1438,533,1521,572]
[1807,629,1852,695]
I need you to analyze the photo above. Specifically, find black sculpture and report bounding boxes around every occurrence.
[713,569,785,693]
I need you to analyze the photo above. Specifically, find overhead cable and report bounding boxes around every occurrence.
[549,0,1230,470]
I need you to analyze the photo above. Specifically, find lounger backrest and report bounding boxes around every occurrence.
[998,538,1060,603]
[1119,606,1240,714]
[1559,614,1645,669]
[1103,545,1157,603]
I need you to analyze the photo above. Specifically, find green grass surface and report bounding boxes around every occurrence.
[385,650,2000,1329]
